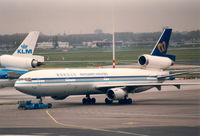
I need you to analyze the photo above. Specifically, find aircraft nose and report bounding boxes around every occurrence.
[15,78,38,96]
[14,79,29,94]
[14,80,24,91]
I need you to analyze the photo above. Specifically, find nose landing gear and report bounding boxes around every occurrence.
[37,96,43,104]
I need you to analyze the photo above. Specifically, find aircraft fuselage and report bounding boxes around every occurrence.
[15,68,169,97]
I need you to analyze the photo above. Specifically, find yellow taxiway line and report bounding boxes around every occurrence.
[46,109,148,136]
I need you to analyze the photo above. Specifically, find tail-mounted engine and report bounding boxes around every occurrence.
[0,55,43,69]
[138,54,173,69]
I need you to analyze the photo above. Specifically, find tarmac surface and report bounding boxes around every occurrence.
[0,79,199,136]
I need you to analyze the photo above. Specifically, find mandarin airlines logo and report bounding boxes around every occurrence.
[17,44,32,54]
[158,41,166,53]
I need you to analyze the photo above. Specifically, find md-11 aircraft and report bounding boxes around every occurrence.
[0,31,44,88]
[14,28,198,104]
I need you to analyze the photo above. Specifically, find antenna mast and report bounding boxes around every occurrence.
[112,0,115,68]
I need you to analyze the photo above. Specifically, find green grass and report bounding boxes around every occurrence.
[1,46,199,68]
[41,47,200,62]
[40,62,113,68]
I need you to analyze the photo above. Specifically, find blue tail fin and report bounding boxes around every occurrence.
[151,28,175,61]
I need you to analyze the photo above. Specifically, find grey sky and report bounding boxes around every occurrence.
[0,0,199,34]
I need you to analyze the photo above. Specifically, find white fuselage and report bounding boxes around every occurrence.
[15,68,169,97]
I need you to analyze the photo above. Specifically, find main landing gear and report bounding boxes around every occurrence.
[105,97,132,105]
[82,94,96,105]
[105,98,113,104]
[118,98,132,104]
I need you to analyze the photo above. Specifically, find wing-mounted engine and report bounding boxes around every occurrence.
[51,96,68,100]
[106,88,127,100]
[0,55,42,69]
[138,54,174,69]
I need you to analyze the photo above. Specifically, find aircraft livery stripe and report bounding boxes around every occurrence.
[30,75,157,80]
[16,79,157,85]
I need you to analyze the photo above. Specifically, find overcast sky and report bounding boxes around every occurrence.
[0,0,199,34]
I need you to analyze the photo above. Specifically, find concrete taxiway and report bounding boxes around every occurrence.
[0,79,199,136]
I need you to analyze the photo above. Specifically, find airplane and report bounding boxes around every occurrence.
[14,28,199,105]
[0,31,44,88]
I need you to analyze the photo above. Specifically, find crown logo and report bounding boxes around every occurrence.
[21,44,28,49]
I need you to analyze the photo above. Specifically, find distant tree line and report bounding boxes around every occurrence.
[0,30,199,49]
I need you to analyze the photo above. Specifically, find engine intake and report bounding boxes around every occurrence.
[138,54,173,69]
[107,88,127,100]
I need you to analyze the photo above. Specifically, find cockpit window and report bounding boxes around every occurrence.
[25,78,32,81]
[18,78,32,81]
[18,78,24,81]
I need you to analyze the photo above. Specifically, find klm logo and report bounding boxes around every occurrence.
[17,44,32,54]
[158,41,166,53]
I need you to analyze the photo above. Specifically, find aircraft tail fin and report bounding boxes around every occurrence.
[13,31,40,56]
[151,28,175,61]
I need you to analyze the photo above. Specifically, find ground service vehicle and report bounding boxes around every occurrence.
[18,101,52,110]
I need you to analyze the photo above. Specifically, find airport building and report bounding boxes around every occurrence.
[37,42,69,49]
[91,41,124,48]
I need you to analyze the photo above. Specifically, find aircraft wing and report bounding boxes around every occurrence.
[7,71,22,79]
[95,82,200,91]
[157,72,189,79]
[158,69,200,79]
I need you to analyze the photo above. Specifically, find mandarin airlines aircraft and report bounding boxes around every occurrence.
[14,28,198,105]
[0,31,44,88]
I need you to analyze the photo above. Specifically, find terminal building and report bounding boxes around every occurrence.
[37,42,70,49]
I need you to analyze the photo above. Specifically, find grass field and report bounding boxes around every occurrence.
[38,47,200,68]
[1,46,200,68]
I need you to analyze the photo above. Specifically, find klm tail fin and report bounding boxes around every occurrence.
[13,31,40,56]
[151,28,175,61]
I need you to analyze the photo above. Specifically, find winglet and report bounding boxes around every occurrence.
[13,31,40,56]
[151,28,175,61]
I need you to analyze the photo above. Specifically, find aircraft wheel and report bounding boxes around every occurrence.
[82,98,87,104]
[127,98,132,104]
[91,98,96,104]
[119,98,132,104]
[105,98,113,104]
[118,99,125,104]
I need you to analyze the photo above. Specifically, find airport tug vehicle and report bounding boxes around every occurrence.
[18,100,52,110]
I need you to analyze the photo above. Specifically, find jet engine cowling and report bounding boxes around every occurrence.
[138,54,173,69]
[0,55,39,69]
[51,96,68,100]
[107,88,127,100]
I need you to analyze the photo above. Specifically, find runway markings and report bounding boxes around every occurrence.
[123,122,138,125]
[46,109,148,136]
